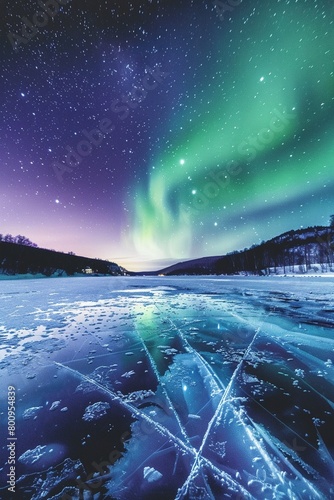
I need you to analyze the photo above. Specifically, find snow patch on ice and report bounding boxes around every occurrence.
[22,406,43,420]
[19,445,47,465]
[49,401,61,411]
[82,401,110,421]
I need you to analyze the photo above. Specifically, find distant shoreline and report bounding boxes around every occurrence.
[1,271,333,281]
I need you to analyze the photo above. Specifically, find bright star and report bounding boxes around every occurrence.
[260,76,264,82]
[180,159,185,165]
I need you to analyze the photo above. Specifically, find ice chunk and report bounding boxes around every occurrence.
[121,370,135,378]
[49,401,61,411]
[82,401,110,421]
[22,406,43,420]
[19,445,47,465]
[143,466,163,483]
[125,390,155,402]
[18,443,67,470]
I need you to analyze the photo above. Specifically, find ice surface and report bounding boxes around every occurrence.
[0,275,334,499]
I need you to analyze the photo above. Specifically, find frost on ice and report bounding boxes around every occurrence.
[22,406,43,420]
[19,445,48,465]
[0,275,334,499]
[82,401,111,421]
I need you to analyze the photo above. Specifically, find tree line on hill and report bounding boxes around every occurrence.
[0,236,124,277]
[214,226,334,275]
[0,233,38,247]
[160,223,334,276]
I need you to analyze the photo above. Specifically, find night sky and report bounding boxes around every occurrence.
[1,0,333,271]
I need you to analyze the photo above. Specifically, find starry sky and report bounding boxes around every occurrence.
[1,0,333,271]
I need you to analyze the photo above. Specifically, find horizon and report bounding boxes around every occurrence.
[1,220,331,274]
[1,1,333,272]
[81,220,334,272]
[51,219,334,273]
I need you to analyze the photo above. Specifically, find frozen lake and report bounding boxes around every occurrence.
[0,275,334,499]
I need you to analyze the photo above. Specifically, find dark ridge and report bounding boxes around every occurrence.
[148,225,334,276]
[0,240,127,277]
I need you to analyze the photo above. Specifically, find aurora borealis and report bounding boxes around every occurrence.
[1,0,333,270]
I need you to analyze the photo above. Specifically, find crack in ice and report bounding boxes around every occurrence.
[53,361,251,494]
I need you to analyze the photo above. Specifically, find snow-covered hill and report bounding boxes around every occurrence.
[156,226,334,276]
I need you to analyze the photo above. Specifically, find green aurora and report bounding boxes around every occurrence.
[130,0,334,265]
